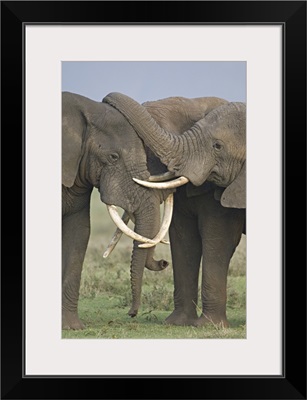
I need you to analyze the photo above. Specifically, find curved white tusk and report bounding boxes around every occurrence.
[104,213,169,258]
[133,176,189,189]
[148,171,176,182]
[138,194,174,248]
[103,212,130,258]
[107,205,156,245]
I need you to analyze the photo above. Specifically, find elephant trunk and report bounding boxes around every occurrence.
[103,92,211,186]
[145,248,169,271]
[103,92,180,169]
[128,198,161,317]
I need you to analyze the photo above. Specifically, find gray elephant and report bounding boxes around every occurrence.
[103,93,246,327]
[62,92,172,330]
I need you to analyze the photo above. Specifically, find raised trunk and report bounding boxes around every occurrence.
[103,92,212,186]
[128,197,161,317]
[103,92,179,168]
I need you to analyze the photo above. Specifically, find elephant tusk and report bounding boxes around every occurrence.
[104,211,169,258]
[148,171,176,182]
[103,211,130,258]
[138,194,174,248]
[133,176,189,189]
[107,205,157,245]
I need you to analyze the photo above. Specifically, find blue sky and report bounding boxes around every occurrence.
[62,61,246,104]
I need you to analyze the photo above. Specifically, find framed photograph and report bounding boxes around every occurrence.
[60,60,247,338]
[1,1,306,399]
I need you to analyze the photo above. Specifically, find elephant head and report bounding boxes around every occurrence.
[62,92,173,326]
[103,93,246,210]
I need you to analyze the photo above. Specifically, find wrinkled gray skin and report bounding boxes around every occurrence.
[104,94,246,327]
[62,92,170,330]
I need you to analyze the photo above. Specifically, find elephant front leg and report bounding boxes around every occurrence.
[165,207,202,326]
[196,256,231,328]
[62,206,90,330]
[196,209,245,328]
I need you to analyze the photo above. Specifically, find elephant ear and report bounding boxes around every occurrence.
[62,94,86,188]
[221,162,246,209]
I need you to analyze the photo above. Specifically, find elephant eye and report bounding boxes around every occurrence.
[213,142,222,151]
[108,153,119,163]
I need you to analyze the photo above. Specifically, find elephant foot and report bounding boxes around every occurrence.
[165,309,198,326]
[195,314,229,328]
[62,310,85,330]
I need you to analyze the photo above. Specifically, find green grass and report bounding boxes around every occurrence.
[62,189,246,339]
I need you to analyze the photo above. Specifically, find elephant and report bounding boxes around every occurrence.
[62,92,173,330]
[103,93,246,327]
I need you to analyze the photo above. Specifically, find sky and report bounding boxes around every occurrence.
[62,61,246,104]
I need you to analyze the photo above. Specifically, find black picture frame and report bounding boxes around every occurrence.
[1,1,306,399]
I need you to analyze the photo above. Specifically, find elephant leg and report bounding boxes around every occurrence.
[62,205,90,330]
[196,207,244,328]
[165,202,202,326]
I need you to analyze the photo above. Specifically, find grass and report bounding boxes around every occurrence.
[62,189,246,339]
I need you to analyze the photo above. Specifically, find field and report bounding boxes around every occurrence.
[62,189,246,339]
